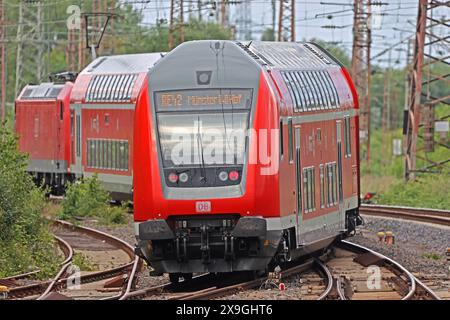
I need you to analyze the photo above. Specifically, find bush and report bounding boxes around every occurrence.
[0,125,60,278]
[59,175,127,225]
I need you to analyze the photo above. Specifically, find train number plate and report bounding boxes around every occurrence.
[196,201,211,213]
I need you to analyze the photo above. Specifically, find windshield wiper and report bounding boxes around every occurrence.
[196,116,207,183]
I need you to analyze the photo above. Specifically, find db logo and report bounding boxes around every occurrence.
[196,201,211,213]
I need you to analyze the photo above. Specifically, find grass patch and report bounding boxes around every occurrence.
[361,124,449,210]
[72,252,98,272]
[58,175,128,225]
[422,252,442,261]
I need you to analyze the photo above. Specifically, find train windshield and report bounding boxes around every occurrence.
[154,89,252,168]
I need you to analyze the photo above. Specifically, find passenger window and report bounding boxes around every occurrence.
[280,120,284,159]
[288,118,293,163]
[320,164,325,208]
[344,117,352,157]
[303,167,316,213]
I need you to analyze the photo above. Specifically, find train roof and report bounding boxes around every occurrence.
[149,41,353,113]
[80,53,164,75]
[17,82,70,101]
[239,41,341,70]
[72,53,164,104]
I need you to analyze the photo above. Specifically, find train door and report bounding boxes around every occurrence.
[336,121,344,226]
[73,105,83,177]
[294,126,303,233]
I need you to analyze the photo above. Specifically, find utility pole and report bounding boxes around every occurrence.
[198,0,203,21]
[236,0,251,40]
[169,0,185,49]
[350,0,372,162]
[272,0,276,40]
[15,0,46,98]
[66,27,77,72]
[278,0,295,42]
[220,1,230,27]
[0,0,6,122]
[404,0,450,181]
[381,51,392,163]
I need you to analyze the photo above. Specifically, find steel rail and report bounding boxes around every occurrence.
[9,220,138,300]
[315,259,334,300]
[339,240,440,300]
[360,204,450,226]
[183,259,316,300]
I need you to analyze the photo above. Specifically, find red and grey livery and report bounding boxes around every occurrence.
[70,53,163,200]
[133,40,362,281]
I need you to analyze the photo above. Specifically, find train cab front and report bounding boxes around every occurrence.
[133,40,283,277]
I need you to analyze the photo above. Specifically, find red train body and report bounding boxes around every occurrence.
[133,41,362,280]
[69,53,163,200]
[15,82,74,193]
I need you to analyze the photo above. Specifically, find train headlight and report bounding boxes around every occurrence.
[179,172,189,183]
[168,173,178,183]
[218,171,228,182]
[229,170,239,181]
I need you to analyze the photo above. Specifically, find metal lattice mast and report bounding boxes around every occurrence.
[169,0,184,50]
[404,0,450,181]
[236,0,251,40]
[350,0,372,162]
[278,0,295,42]
[15,0,46,97]
[0,0,6,122]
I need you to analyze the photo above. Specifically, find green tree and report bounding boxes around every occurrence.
[261,28,275,41]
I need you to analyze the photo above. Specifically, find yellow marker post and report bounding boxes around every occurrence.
[0,285,9,300]
[377,231,385,243]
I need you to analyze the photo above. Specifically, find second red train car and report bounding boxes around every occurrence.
[70,53,163,200]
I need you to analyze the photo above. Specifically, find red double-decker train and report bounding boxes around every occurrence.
[133,41,362,282]
[15,53,163,200]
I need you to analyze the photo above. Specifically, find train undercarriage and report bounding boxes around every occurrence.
[135,209,363,282]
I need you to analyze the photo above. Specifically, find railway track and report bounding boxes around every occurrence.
[328,241,440,300]
[3,220,140,300]
[360,204,450,227]
[126,240,440,301]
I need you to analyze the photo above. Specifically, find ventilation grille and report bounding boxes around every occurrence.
[20,84,63,100]
[282,70,340,112]
[248,42,335,69]
[86,74,138,102]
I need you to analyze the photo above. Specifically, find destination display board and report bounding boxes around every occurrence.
[154,89,253,112]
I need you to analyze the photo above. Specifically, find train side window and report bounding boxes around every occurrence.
[303,168,309,212]
[344,117,351,157]
[312,167,316,211]
[326,163,335,206]
[320,164,325,208]
[288,118,293,163]
[60,102,64,121]
[280,120,284,159]
[76,115,81,157]
[303,167,316,212]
